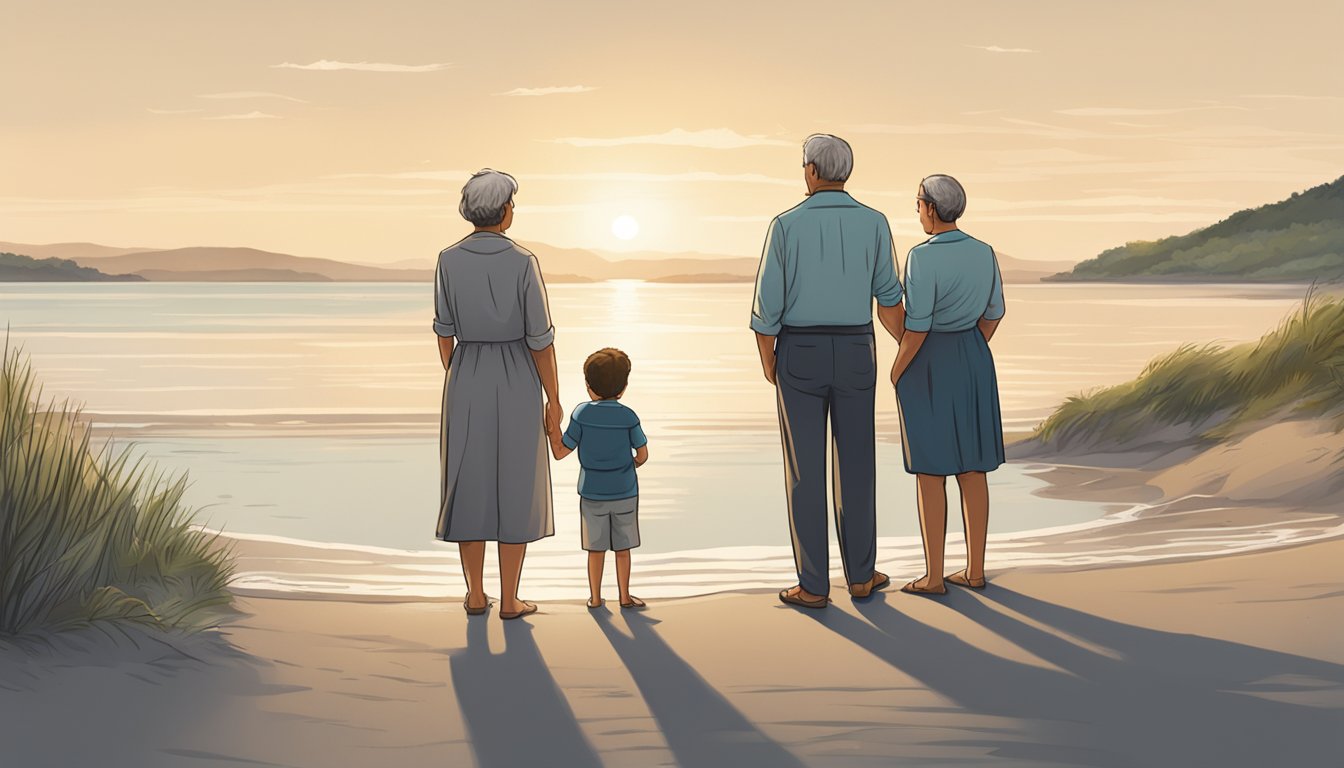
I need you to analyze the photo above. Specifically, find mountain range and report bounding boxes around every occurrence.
[0,240,1070,284]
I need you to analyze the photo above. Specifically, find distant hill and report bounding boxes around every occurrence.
[0,251,145,282]
[0,241,161,261]
[2,238,1070,283]
[1047,175,1344,282]
[72,247,426,282]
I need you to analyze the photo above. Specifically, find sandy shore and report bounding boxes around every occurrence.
[2,528,1342,768]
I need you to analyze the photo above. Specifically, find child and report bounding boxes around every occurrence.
[548,347,649,609]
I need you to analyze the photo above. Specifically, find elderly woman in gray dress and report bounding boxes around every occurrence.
[434,169,562,620]
[890,174,1006,596]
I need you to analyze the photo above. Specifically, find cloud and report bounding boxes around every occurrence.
[546,128,792,149]
[1238,93,1344,102]
[967,45,1037,54]
[204,111,281,120]
[498,85,596,97]
[197,91,309,103]
[147,107,204,115]
[272,60,451,73]
[1056,106,1251,117]
[330,169,800,186]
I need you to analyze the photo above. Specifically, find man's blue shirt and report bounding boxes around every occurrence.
[750,190,903,335]
[561,400,647,501]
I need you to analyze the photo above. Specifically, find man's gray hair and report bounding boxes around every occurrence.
[459,169,518,227]
[803,134,854,183]
[920,174,967,222]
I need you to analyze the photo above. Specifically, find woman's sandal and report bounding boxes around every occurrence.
[499,601,539,620]
[587,597,604,609]
[620,595,646,610]
[900,579,947,596]
[463,596,492,615]
[946,570,987,589]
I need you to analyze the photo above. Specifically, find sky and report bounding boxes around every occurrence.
[3,0,1342,265]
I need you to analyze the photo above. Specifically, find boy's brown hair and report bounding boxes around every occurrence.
[584,347,631,399]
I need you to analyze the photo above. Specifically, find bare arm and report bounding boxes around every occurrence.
[529,344,563,435]
[876,302,906,343]
[548,430,573,461]
[754,332,777,385]
[437,335,456,371]
[978,316,1002,343]
[890,330,928,388]
[633,444,649,468]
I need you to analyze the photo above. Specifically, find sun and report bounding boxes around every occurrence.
[611,214,640,241]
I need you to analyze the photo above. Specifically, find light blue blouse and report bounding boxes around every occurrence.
[902,230,1005,334]
[750,191,903,335]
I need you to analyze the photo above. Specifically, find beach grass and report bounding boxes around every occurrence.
[1034,290,1344,450]
[0,337,233,638]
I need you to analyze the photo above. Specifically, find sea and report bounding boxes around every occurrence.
[2,281,1339,600]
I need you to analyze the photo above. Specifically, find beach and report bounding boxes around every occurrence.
[6,413,1344,768]
[4,530,1342,768]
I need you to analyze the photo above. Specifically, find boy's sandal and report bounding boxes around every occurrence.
[619,596,646,610]
[499,601,539,620]
[946,570,987,589]
[778,587,829,609]
[900,580,947,596]
[587,597,604,609]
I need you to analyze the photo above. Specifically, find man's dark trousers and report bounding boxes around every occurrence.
[774,323,878,597]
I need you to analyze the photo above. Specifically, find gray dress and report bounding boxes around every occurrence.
[433,232,556,543]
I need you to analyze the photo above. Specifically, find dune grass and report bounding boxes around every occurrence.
[0,338,233,638]
[1034,290,1344,451]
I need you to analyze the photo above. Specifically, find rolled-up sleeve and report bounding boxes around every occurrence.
[749,218,786,335]
[872,217,903,307]
[432,255,456,337]
[903,248,934,333]
[521,254,556,350]
[983,249,1006,321]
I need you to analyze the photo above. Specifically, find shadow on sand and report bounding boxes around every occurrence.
[450,611,603,768]
[804,587,1344,766]
[594,608,809,768]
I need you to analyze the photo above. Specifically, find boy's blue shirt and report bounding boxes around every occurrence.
[561,400,647,500]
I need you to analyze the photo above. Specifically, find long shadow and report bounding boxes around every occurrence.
[594,609,810,768]
[803,590,1344,766]
[450,612,603,768]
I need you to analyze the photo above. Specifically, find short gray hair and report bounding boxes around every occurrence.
[459,169,518,227]
[920,174,967,222]
[803,134,853,183]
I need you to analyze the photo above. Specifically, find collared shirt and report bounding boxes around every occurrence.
[749,191,903,336]
[902,229,1005,333]
[433,232,556,350]
[561,400,648,500]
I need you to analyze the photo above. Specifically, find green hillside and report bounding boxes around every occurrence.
[0,251,145,282]
[1048,175,1344,282]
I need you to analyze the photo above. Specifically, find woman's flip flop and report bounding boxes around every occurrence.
[946,570,987,589]
[900,580,947,596]
[500,601,539,620]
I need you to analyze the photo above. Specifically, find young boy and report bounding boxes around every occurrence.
[548,347,649,609]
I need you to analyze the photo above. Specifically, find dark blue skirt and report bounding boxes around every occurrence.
[896,328,1005,476]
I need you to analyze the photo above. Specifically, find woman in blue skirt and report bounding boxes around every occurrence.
[890,174,1005,595]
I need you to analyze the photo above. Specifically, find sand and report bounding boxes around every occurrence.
[3,415,1343,767]
[1,531,1342,768]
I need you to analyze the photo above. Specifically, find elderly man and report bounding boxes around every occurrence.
[751,134,906,609]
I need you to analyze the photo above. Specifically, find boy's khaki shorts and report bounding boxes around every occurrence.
[580,496,640,552]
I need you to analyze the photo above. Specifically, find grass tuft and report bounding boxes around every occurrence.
[1034,290,1344,451]
[0,336,234,637]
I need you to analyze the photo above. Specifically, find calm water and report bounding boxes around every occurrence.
[0,281,1322,597]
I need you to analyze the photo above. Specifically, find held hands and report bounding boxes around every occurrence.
[890,361,904,389]
[544,399,563,436]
